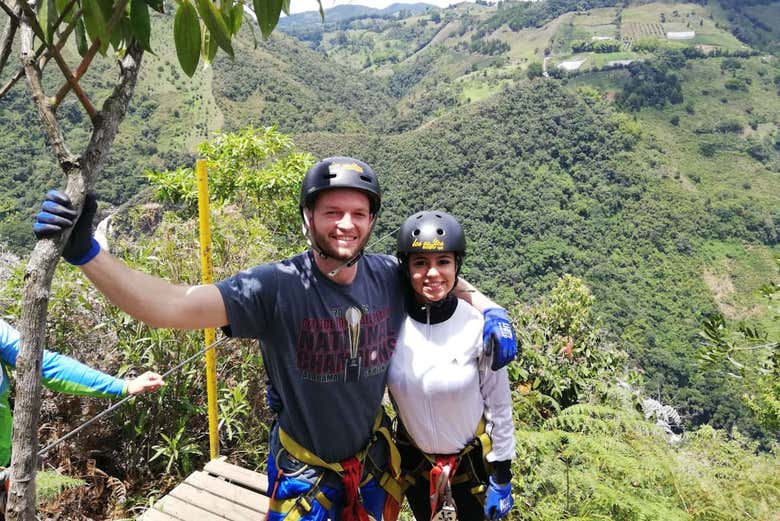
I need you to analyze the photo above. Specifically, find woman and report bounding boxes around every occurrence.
[388,210,515,521]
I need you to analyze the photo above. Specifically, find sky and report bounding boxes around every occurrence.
[288,0,471,15]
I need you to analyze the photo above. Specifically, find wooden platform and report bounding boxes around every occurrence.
[138,457,270,520]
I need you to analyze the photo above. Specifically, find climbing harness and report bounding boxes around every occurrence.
[396,417,493,521]
[267,411,402,521]
[36,336,228,458]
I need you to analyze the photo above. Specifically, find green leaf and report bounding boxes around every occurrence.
[194,0,234,58]
[174,0,201,77]
[38,0,58,45]
[129,0,152,51]
[281,0,290,16]
[109,15,127,51]
[75,17,89,56]
[143,0,165,14]
[202,28,218,63]
[83,0,109,55]
[55,0,74,23]
[253,0,283,39]
[220,0,232,32]
[230,1,243,35]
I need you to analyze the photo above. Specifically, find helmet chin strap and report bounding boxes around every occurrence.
[302,211,375,278]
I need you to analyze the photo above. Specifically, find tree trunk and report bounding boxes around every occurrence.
[7,35,143,520]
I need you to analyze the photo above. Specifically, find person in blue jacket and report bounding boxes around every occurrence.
[0,318,164,467]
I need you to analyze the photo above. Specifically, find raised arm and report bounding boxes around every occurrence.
[34,191,227,330]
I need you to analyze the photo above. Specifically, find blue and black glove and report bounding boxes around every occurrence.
[483,307,517,370]
[484,476,513,520]
[33,190,100,265]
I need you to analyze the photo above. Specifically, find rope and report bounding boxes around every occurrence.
[37,335,229,458]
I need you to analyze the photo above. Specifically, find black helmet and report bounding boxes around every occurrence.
[300,157,381,216]
[396,211,466,265]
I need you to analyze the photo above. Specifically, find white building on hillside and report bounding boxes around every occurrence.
[667,31,695,40]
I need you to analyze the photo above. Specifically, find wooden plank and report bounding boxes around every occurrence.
[169,483,262,521]
[137,507,182,521]
[203,457,269,494]
[185,471,269,514]
[154,494,228,521]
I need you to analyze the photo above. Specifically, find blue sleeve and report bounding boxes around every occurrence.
[0,319,125,398]
[215,263,279,339]
[0,319,21,366]
[40,350,126,398]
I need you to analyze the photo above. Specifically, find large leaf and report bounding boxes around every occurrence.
[174,0,201,77]
[55,0,75,23]
[219,0,233,34]
[230,2,243,36]
[143,0,165,14]
[37,0,58,45]
[129,0,152,51]
[203,28,218,63]
[82,0,109,54]
[75,17,89,56]
[253,0,283,39]
[194,0,234,58]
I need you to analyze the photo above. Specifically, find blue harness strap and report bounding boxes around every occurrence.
[265,423,386,521]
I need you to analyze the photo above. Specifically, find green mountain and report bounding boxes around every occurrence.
[1,0,779,441]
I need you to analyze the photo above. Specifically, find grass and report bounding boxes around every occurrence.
[459,77,512,103]
[635,56,779,193]
[37,470,85,504]
[621,2,708,24]
[572,7,619,26]
[699,241,780,341]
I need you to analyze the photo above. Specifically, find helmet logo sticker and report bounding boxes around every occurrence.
[329,162,364,175]
[411,238,445,250]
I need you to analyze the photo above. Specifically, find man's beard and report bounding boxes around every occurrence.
[310,226,370,262]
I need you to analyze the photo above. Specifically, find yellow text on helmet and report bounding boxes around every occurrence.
[411,239,445,251]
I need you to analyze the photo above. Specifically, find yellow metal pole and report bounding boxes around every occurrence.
[196,159,220,460]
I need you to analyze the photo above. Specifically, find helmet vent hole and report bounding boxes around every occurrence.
[360,175,373,183]
[324,174,336,179]
[412,230,420,237]
[437,228,445,236]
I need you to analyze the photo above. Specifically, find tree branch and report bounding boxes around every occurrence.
[0,0,20,76]
[18,0,96,120]
[7,22,143,521]
[81,40,144,186]
[0,6,82,99]
[0,0,19,19]
[53,0,130,107]
[6,6,77,519]
[37,0,80,71]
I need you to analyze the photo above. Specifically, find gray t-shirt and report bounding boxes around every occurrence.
[216,250,405,462]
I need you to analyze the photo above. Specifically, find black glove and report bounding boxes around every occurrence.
[34,190,100,265]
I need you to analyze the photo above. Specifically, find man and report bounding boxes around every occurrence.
[0,318,163,512]
[34,157,516,520]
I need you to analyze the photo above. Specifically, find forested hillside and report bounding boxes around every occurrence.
[1,0,779,516]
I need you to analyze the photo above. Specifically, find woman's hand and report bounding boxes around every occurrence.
[126,371,165,395]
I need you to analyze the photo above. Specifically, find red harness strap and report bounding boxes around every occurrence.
[429,455,459,518]
[339,456,370,521]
